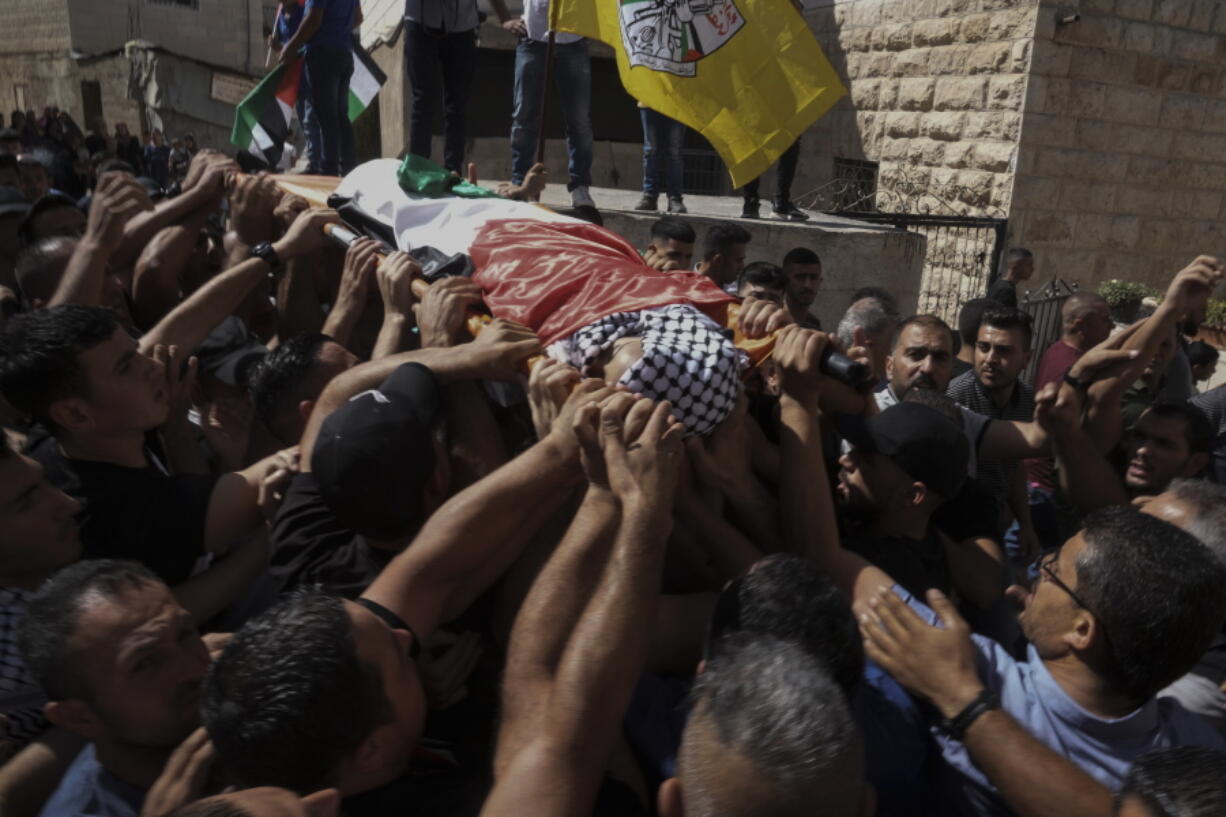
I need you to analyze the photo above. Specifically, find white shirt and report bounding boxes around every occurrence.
[523,0,582,44]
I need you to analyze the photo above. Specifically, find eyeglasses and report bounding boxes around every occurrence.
[1037,551,1108,642]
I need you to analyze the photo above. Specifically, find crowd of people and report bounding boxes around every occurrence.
[0,132,1222,817]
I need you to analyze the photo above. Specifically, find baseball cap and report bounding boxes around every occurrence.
[0,186,29,217]
[194,316,268,387]
[840,402,969,499]
[312,362,441,539]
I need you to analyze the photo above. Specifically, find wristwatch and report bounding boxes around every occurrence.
[249,241,282,274]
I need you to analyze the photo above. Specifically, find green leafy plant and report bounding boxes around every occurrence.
[1097,279,1149,307]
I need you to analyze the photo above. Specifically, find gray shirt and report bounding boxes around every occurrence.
[404,0,479,32]
[1191,384,1226,484]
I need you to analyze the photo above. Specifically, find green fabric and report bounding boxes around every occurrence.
[396,154,500,199]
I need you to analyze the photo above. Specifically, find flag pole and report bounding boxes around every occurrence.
[532,29,556,167]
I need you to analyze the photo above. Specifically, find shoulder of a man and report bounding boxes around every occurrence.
[946,369,978,400]
[38,744,145,817]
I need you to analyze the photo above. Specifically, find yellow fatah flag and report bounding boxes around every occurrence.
[550,0,846,188]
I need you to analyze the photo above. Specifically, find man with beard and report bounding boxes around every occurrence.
[781,247,822,329]
[19,560,210,817]
[776,328,1226,817]
[1120,403,1212,500]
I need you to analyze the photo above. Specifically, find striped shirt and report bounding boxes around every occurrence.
[946,369,1035,514]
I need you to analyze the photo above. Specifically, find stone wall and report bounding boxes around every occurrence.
[0,51,142,137]
[1007,0,1226,292]
[800,0,1038,216]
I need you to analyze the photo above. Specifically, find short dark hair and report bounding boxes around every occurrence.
[203,589,391,792]
[707,555,862,696]
[890,314,956,353]
[1006,247,1033,265]
[0,304,119,429]
[850,286,899,316]
[689,635,859,801]
[1116,747,1226,817]
[902,388,964,428]
[247,333,331,432]
[18,193,80,247]
[978,305,1034,350]
[1142,403,1213,456]
[650,216,695,245]
[14,236,76,306]
[702,222,751,262]
[97,158,135,176]
[737,261,788,295]
[1075,506,1226,701]
[957,298,996,347]
[18,560,158,700]
[1186,340,1219,368]
[1164,478,1226,562]
[782,247,820,268]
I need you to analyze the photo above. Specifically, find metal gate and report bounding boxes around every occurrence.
[1019,280,1078,385]
[822,211,1008,325]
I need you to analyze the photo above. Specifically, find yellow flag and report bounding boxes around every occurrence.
[549,0,846,189]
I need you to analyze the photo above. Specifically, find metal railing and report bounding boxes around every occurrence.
[1019,280,1078,386]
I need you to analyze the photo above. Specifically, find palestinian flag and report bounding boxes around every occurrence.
[231,37,387,168]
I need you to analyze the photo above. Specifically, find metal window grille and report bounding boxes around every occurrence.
[831,157,878,213]
[681,148,730,197]
[147,0,199,8]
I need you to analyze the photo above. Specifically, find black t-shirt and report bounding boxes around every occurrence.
[270,472,397,599]
[27,433,217,584]
[987,279,1018,308]
[845,528,952,601]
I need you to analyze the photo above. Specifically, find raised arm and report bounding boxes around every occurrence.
[482,396,682,817]
[774,326,893,605]
[138,208,341,356]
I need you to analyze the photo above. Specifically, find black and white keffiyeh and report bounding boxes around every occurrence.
[549,304,744,436]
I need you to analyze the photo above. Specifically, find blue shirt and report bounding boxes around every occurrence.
[895,587,1226,817]
[277,1,305,45]
[304,0,357,49]
[38,745,147,817]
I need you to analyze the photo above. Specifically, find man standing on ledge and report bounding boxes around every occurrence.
[278,0,363,177]
[505,0,596,210]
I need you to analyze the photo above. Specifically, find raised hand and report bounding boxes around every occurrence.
[465,317,542,381]
[415,276,483,348]
[139,727,216,817]
[527,357,583,441]
[86,171,155,254]
[1164,255,1224,326]
[274,208,342,259]
[773,325,830,405]
[738,294,793,339]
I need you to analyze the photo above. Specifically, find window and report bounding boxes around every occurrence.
[831,158,878,213]
[13,85,27,112]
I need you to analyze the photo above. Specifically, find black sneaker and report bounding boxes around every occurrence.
[634,193,658,211]
[773,201,810,222]
[741,198,760,219]
[667,196,687,214]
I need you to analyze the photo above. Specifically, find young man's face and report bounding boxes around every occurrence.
[709,242,748,286]
[69,327,170,434]
[63,581,208,748]
[737,281,783,304]
[18,163,48,202]
[1016,533,1092,656]
[1191,361,1216,383]
[784,262,822,308]
[1075,301,1112,349]
[0,453,81,579]
[836,447,911,515]
[650,236,694,271]
[973,324,1030,394]
[887,323,954,399]
[1010,256,1034,281]
[29,205,86,241]
[1124,411,1202,495]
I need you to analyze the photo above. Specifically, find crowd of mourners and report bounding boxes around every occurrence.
[0,120,1224,817]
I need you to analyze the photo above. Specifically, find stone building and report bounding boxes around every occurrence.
[802,0,1226,295]
[0,0,265,144]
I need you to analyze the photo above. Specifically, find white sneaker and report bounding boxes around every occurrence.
[571,186,595,208]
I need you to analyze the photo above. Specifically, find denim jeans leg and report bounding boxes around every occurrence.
[510,39,545,185]
[639,108,659,196]
[337,49,356,174]
[439,29,478,173]
[554,40,592,190]
[664,117,685,198]
[306,47,345,175]
[405,22,440,162]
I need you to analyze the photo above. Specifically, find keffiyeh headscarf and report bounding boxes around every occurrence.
[549,304,745,436]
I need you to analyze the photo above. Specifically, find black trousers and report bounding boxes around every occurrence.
[405,21,478,173]
[742,139,801,204]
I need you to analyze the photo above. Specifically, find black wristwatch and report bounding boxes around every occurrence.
[941,689,1000,741]
[249,241,282,273]
[1063,371,1091,394]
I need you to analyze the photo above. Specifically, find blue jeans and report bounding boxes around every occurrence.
[405,22,478,173]
[295,71,322,171]
[305,45,356,176]
[640,108,684,198]
[510,39,592,191]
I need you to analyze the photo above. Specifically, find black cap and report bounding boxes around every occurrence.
[194,316,268,387]
[0,185,29,217]
[312,362,441,539]
[841,402,970,499]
